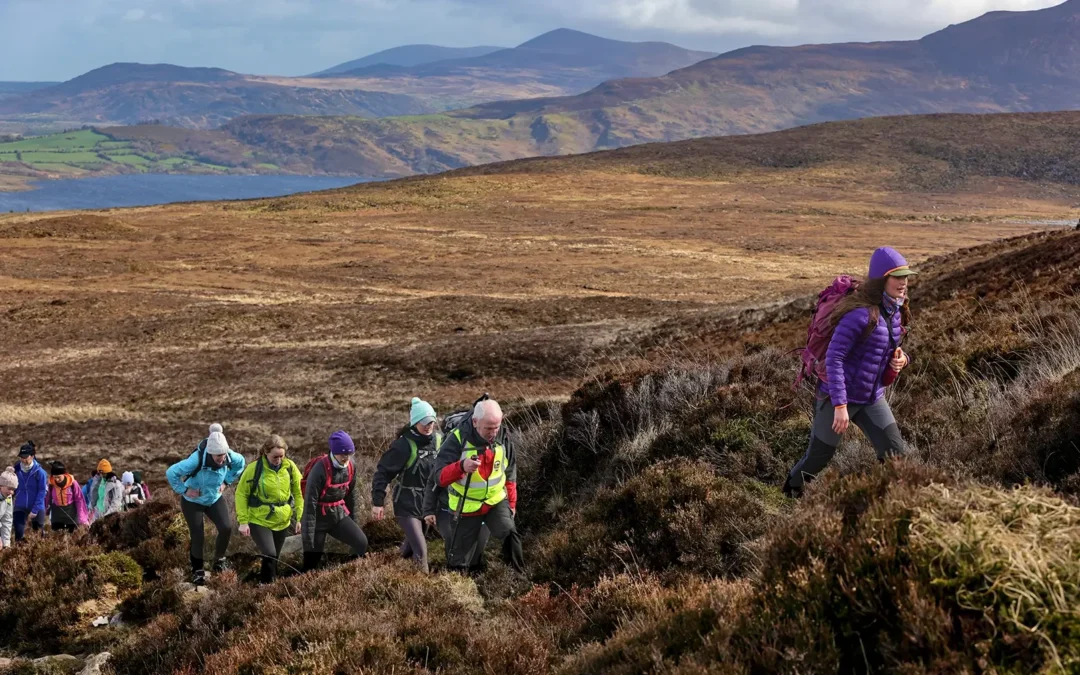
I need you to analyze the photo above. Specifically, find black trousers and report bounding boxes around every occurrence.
[249,523,289,583]
[302,516,368,572]
[180,497,233,562]
[447,500,523,574]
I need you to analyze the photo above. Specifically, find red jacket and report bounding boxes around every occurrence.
[439,446,517,517]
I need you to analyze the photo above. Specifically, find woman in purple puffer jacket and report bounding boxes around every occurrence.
[783,247,914,497]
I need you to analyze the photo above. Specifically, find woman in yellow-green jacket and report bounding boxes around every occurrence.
[235,435,303,584]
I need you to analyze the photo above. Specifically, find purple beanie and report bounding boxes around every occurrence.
[868,247,917,280]
[328,430,355,455]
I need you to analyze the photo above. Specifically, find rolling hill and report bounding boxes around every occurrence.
[0,30,714,134]
[221,0,1080,176]
[313,44,505,75]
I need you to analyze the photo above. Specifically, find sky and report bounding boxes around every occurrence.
[0,0,1066,81]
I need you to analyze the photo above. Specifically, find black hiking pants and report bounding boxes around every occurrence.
[180,497,233,564]
[249,523,289,583]
[302,516,368,572]
[446,500,523,574]
[436,507,490,570]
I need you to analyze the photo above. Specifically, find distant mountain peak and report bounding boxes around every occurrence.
[518,28,615,51]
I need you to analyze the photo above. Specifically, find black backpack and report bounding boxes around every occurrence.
[441,393,512,446]
[247,457,292,514]
[182,440,208,481]
[441,393,488,435]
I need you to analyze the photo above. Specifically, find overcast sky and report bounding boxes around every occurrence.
[0,0,1065,81]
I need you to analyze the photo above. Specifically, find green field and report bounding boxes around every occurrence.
[0,129,235,177]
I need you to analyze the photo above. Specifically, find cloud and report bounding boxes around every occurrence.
[0,0,1068,80]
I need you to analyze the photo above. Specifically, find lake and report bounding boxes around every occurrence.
[0,174,375,212]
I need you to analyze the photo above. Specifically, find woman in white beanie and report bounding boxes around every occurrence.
[165,423,246,586]
[121,471,146,511]
[0,468,18,549]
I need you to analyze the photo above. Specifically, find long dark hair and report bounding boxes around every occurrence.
[830,277,911,338]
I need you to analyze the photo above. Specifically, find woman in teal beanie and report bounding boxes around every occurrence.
[371,397,442,573]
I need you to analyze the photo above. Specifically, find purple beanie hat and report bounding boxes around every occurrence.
[328,430,355,455]
[868,247,917,280]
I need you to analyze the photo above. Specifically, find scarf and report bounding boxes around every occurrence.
[51,474,74,507]
[882,293,904,318]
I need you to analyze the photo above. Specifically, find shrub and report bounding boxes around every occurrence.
[531,459,780,586]
[562,462,1080,673]
[0,535,142,655]
[89,498,189,579]
[109,558,559,675]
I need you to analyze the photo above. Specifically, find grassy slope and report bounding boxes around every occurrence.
[0,128,279,182]
[224,110,1080,186]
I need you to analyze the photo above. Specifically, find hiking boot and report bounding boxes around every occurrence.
[782,476,803,499]
[191,569,206,587]
[212,557,230,573]
[259,558,278,585]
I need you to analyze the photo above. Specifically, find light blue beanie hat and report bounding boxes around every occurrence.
[410,397,436,427]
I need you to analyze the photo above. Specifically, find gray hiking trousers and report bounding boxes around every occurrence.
[787,396,906,489]
[397,515,429,574]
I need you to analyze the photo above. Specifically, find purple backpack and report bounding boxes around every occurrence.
[795,275,860,388]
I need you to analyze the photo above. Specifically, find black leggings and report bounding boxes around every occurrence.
[180,497,233,562]
[249,523,289,559]
[303,517,368,572]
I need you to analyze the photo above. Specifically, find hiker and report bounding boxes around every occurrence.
[88,460,124,522]
[46,461,88,532]
[0,468,17,549]
[371,397,442,573]
[235,435,303,584]
[121,472,147,511]
[301,430,368,572]
[82,470,96,507]
[133,471,151,501]
[423,480,491,572]
[166,423,246,586]
[784,246,914,498]
[12,441,47,541]
[434,399,524,574]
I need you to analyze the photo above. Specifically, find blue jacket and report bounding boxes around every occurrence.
[13,460,48,514]
[166,446,246,507]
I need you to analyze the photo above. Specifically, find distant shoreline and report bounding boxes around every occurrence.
[0,173,373,213]
[0,175,32,192]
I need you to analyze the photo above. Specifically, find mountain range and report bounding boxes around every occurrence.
[0,30,714,133]
[313,45,504,75]
[205,0,1080,177]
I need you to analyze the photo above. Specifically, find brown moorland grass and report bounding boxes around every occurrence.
[0,124,1069,480]
[1,116,1080,673]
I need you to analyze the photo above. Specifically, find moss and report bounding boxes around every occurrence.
[88,552,143,591]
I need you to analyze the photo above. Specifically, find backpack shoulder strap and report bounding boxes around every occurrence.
[404,438,418,471]
[249,456,265,499]
[434,431,443,451]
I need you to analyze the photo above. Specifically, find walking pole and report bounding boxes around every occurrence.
[446,469,474,569]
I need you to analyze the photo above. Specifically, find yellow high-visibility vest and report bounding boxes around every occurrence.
[446,428,507,513]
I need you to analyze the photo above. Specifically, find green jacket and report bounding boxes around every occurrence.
[234,456,303,531]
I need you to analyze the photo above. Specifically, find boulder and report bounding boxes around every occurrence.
[32,654,83,673]
[79,653,111,675]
